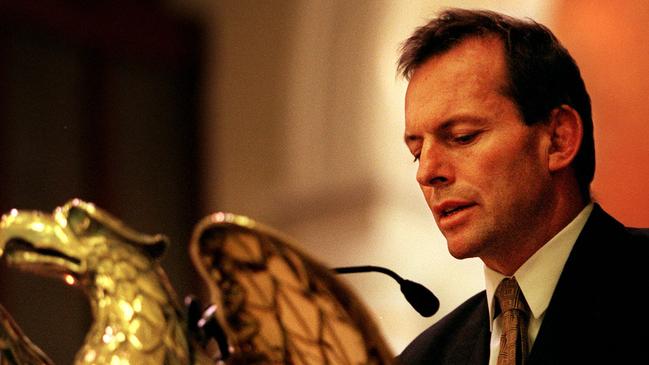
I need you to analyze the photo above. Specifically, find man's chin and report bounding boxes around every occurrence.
[445,238,481,260]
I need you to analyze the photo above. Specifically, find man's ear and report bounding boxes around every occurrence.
[548,105,583,172]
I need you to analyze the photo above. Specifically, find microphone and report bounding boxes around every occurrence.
[333,265,440,317]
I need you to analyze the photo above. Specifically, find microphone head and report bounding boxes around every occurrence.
[400,280,440,317]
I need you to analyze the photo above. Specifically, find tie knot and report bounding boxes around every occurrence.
[495,278,529,314]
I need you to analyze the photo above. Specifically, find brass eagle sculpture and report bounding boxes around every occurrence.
[0,199,395,364]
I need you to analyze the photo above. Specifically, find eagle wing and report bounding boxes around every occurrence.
[0,303,54,365]
[188,212,395,365]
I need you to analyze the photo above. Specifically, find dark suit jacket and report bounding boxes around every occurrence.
[397,204,649,364]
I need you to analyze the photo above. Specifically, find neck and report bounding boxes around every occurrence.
[76,266,189,365]
[486,178,588,276]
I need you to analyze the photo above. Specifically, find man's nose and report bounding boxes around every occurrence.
[416,145,453,188]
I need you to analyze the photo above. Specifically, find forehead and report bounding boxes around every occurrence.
[405,36,511,125]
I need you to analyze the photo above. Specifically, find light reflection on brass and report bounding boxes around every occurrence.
[0,200,195,365]
[0,199,395,364]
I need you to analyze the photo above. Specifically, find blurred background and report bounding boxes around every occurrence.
[1,1,648,363]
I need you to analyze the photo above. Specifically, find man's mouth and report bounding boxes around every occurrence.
[435,201,477,219]
[441,205,472,217]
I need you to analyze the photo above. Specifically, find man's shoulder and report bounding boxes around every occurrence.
[583,204,649,243]
[572,204,649,271]
[397,291,489,364]
[627,227,649,240]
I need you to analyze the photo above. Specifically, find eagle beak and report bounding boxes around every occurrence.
[0,209,82,275]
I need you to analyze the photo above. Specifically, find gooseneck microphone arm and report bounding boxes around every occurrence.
[333,265,440,318]
[334,265,402,281]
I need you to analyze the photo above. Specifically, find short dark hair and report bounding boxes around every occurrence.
[398,8,594,200]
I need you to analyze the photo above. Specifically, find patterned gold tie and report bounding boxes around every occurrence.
[495,277,530,365]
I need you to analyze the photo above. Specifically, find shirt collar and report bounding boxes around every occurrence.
[485,203,594,330]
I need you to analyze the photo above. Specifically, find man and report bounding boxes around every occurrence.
[397,8,649,365]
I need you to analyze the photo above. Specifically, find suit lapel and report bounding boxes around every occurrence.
[467,323,491,365]
[445,297,491,364]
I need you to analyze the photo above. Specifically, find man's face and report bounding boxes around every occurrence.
[404,36,554,270]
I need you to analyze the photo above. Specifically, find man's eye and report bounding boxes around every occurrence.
[412,154,420,163]
[453,132,479,144]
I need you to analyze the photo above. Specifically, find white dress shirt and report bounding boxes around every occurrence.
[485,203,593,365]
